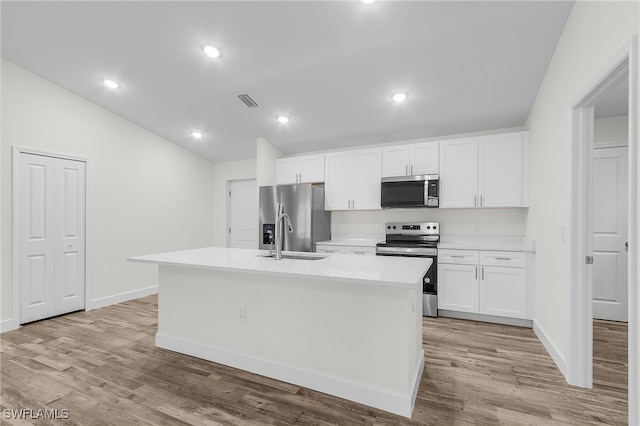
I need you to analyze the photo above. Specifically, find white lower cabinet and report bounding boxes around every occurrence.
[438,263,479,313]
[438,249,531,320]
[480,266,527,318]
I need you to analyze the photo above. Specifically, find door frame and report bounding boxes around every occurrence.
[567,37,637,424]
[11,147,91,330]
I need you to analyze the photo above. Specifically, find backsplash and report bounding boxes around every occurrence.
[331,208,528,236]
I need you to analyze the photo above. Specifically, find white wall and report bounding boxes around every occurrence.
[525,1,638,364]
[332,208,528,238]
[211,158,257,247]
[256,138,282,187]
[594,115,628,144]
[1,59,216,327]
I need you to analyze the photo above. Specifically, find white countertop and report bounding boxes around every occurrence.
[438,235,535,252]
[128,247,430,289]
[316,234,384,247]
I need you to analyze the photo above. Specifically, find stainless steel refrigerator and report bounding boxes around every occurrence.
[259,183,331,252]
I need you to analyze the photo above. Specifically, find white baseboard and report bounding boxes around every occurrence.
[156,332,422,418]
[87,285,158,311]
[438,310,533,328]
[533,319,566,377]
[0,318,20,333]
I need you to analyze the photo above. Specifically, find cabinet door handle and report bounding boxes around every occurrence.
[410,164,413,175]
[482,266,485,280]
[450,255,465,258]
[494,257,512,261]
[474,195,477,207]
[480,194,483,206]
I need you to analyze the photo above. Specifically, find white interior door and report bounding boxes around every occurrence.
[19,153,56,323]
[229,179,258,249]
[592,146,628,322]
[54,158,86,315]
[19,153,86,324]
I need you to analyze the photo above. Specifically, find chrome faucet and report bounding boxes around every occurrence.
[274,202,294,260]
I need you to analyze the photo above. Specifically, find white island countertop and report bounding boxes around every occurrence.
[128,246,430,289]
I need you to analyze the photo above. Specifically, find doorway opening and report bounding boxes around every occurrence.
[567,37,637,424]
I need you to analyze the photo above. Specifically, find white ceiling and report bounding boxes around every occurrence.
[1,1,576,163]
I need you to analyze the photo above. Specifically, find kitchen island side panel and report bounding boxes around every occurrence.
[155,264,423,417]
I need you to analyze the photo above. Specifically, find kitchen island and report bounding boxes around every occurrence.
[128,247,431,417]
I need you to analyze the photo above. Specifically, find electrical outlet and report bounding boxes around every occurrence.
[239,305,246,321]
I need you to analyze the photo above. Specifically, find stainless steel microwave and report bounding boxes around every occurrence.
[380,175,439,208]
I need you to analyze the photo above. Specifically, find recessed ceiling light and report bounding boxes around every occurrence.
[191,130,203,139]
[102,78,120,89]
[276,115,290,124]
[391,92,408,103]
[361,0,376,4]
[202,44,222,58]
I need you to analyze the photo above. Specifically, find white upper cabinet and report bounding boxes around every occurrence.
[325,148,382,211]
[439,132,528,208]
[382,141,439,177]
[478,133,527,207]
[410,141,439,175]
[275,154,325,184]
[382,145,410,177]
[439,137,479,208]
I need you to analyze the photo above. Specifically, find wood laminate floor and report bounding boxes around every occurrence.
[0,296,628,425]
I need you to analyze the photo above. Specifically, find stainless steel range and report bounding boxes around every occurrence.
[376,222,439,317]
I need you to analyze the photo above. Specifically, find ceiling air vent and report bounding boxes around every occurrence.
[237,93,259,108]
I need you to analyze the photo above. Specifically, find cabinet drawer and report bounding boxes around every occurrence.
[315,245,345,254]
[438,249,479,265]
[480,251,526,268]
[344,246,376,256]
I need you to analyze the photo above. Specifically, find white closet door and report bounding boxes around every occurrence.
[19,152,86,324]
[20,153,56,323]
[54,158,86,315]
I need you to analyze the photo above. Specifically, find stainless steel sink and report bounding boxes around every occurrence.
[257,253,327,261]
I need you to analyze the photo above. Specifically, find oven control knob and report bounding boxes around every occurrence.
[426,226,431,229]
[425,278,431,283]
[387,226,391,229]
[392,226,396,229]
[433,226,437,230]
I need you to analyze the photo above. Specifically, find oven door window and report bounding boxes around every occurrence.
[381,181,425,207]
